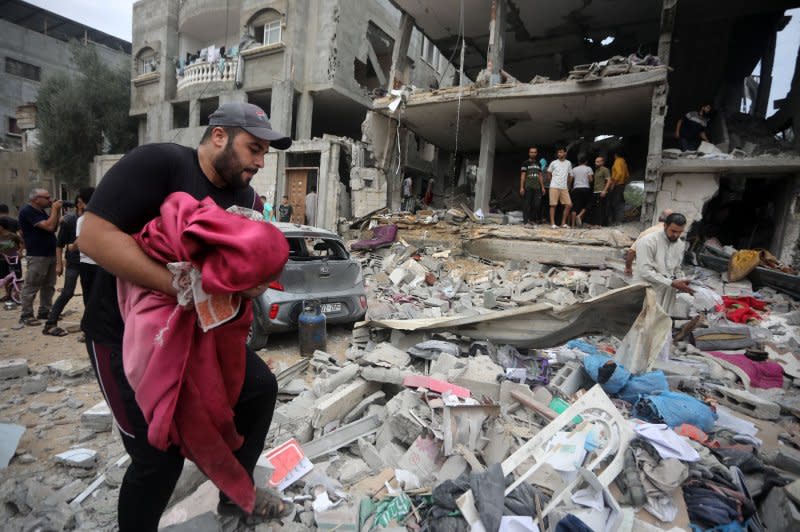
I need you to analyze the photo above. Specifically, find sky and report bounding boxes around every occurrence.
[23,1,800,115]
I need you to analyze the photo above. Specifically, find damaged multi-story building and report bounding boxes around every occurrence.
[130,0,800,267]
[129,0,457,229]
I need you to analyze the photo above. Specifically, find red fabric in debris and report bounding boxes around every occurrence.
[716,296,767,323]
[707,351,784,389]
[117,192,288,513]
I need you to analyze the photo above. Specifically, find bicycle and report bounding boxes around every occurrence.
[0,252,23,305]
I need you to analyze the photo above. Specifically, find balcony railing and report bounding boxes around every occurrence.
[177,57,238,91]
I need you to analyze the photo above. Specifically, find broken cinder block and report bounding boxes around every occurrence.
[708,385,781,420]
[80,401,112,433]
[311,378,379,428]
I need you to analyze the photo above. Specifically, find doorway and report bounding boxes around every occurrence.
[285,167,319,225]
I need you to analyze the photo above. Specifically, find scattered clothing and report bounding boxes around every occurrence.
[716,296,766,324]
[633,391,718,432]
[706,351,783,389]
[350,224,398,251]
[633,423,701,462]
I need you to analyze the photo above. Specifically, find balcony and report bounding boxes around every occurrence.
[177,57,239,92]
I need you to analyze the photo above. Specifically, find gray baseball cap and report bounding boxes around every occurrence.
[208,102,292,150]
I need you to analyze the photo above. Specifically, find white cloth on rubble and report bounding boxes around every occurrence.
[633,422,700,462]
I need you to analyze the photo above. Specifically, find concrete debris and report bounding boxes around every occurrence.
[0,358,29,380]
[80,401,113,433]
[47,359,92,378]
[54,448,98,469]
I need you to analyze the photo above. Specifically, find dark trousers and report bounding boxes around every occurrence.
[522,188,543,224]
[78,263,99,307]
[46,264,79,327]
[608,186,626,225]
[86,340,278,532]
[539,188,550,222]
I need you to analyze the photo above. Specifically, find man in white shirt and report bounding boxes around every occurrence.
[73,188,98,306]
[633,212,695,315]
[570,158,593,227]
[546,147,573,229]
[305,186,318,226]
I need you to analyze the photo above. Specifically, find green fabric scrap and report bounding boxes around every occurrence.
[371,493,412,529]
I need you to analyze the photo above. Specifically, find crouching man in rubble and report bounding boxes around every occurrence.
[78,102,292,531]
[632,212,695,315]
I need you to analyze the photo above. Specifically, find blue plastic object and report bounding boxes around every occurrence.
[617,371,669,404]
[298,299,327,355]
[566,339,606,357]
[583,354,631,394]
[633,390,718,432]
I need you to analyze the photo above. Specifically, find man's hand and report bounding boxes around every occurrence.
[624,267,632,277]
[51,200,64,212]
[600,190,607,198]
[671,279,695,295]
[56,263,63,276]
[519,187,525,196]
[241,283,268,299]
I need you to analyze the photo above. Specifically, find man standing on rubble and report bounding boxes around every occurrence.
[594,156,611,226]
[519,147,546,225]
[675,103,712,151]
[79,102,291,531]
[607,150,630,225]
[633,212,695,315]
[624,208,674,276]
[547,147,573,229]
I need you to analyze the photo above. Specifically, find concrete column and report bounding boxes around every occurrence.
[296,91,314,140]
[387,13,413,91]
[189,99,201,128]
[474,115,497,214]
[657,0,677,67]
[270,80,294,139]
[271,80,294,203]
[319,142,340,231]
[755,29,777,119]
[486,0,506,86]
[643,81,668,223]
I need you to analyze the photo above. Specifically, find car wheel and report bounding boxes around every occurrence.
[246,321,269,351]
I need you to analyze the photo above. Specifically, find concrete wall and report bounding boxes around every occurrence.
[91,154,125,186]
[655,172,720,227]
[0,18,129,142]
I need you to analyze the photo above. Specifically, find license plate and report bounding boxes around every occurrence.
[321,303,342,313]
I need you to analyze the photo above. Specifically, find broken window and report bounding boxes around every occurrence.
[198,97,219,126]
[354,21,395,91]
[172,101,189,129]
[136,47,158,76]
[249,9,283,47]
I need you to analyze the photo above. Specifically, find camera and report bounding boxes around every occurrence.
[62,201,75,208]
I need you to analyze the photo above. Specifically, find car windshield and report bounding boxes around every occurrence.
[287,237,349,261]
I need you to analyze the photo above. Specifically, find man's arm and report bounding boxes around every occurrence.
[519,170,526,196]
[624,248,635,276]
[79,212,176,296]
[33,201,63,232]
[674,118,683,138]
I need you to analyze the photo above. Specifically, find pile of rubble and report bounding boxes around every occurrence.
[246,255,800,531]
[3,220,800,531]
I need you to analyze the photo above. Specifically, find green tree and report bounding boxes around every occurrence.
[36,40,137,187]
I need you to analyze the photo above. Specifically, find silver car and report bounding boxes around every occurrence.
[248,222,368,349]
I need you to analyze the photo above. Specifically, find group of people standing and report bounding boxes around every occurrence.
[519,146,630,228]
[1,188,97,336]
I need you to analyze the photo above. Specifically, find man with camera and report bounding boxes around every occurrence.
[15,188,62,327]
